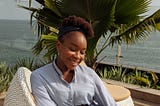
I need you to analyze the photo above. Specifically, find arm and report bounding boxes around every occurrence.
[91,71,117,106]
[30,72,57,106]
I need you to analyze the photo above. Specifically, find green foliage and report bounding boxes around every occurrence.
[19,0,160,69]
[130,74,150,87]
[96,65,128,82]
[147,71,159,89]
[17,1,160,91]
[109,66,127,81]
[127,68,159,88]
[14,57,44,71]
[127,68,150,86]
[0,57,45,93]
[111,9,160,45]
[96,68,108,79]
[32,34,58,61]
[0,62,16,93]
[96,65,160,90]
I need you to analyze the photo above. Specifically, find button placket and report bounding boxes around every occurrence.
[68,85,73,104]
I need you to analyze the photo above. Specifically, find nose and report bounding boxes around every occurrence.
[74,51,81,59]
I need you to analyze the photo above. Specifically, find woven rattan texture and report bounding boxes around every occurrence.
[4,67,36,106]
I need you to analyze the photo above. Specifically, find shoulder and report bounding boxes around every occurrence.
[30,62,56,89]
[77,65,103,83]
[31,63,53,78]
[77,65,97,77]
[78,64,93,72]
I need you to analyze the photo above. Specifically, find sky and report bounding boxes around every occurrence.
[0,0,39,20]
[0,0,160,20]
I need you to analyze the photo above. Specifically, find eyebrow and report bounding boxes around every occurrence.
[70,42,86,50]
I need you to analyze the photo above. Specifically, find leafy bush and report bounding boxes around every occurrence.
[0,57,44,93]
[96,65,128,82]
[0,62,16,93]
[128,68,160,89]
[96,65,160,90]
[14,57,44,71]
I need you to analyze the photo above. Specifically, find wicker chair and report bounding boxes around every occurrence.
[4,67,134,106]
[4,67,36,106]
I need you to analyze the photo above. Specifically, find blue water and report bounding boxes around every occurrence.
[0,20,160,72]
[0,20,39,63]
[98,32,160,72]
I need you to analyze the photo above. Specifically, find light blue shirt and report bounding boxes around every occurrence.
[31,60,117,106]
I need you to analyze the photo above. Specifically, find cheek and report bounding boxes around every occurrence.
[81,55,85,60]
[59,50,73,59]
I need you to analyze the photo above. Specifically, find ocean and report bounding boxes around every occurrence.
[0,19,160,72]
[0,20,38,64]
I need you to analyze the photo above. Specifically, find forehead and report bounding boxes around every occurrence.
[63,31,87,47]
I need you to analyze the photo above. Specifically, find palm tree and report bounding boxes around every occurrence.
[18,0,160,69]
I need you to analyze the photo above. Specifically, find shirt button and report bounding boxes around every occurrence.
[69,99,72,102]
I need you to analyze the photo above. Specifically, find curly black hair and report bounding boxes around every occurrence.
[60,15,94,39]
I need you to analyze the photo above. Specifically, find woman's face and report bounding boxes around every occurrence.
[56,31,87,71]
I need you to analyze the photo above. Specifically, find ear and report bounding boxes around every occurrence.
[56,40,61,52]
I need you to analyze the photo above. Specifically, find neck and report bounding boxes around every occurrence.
[55,58,73,74]
[55,58,75,83]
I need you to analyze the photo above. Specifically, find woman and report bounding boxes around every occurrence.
[31,16,117,106]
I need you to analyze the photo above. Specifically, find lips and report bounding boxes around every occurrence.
[70,59,80,66]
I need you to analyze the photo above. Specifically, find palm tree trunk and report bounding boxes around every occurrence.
[116,43,121,65]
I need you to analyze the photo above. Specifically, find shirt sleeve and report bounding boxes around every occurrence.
[30,71,57,106]
[90,70,117,106]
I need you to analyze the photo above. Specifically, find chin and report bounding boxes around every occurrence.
[68,64,78,70]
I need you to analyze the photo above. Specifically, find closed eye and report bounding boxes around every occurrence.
[70,47,76,51]
[80,50,86,55]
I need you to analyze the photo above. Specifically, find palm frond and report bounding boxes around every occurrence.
[44,0,62,17]
[32,39,44,56]
[86,0,116,56]
[17,5,38,12]
[32,34,58,61]
[35,0,45,5]
[20,0,159,68]
[42,34,58,60]
[148,71,159,85]
[115,0,151,24]
[36,8,62,28]
[93,0,117,36]
[61,0,116,21]
[132,76,150,86]
[110,9,160,46]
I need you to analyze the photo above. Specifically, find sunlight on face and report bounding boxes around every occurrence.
[56,31,87,70]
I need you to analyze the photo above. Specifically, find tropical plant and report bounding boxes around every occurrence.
[96,65,160,90]
[146,71,160,89]
[96,65,128,82]
[127,67,160,88]
[18,0,160,69]
[96,68,108,79]
[0,57,44,93]
[109,66,128,81]
[14,57,44,71]
[0,62,16,93]
[129,69,151,87]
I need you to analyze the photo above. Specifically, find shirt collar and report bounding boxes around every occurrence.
[52,60,77,83]
[53,60,63,77]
